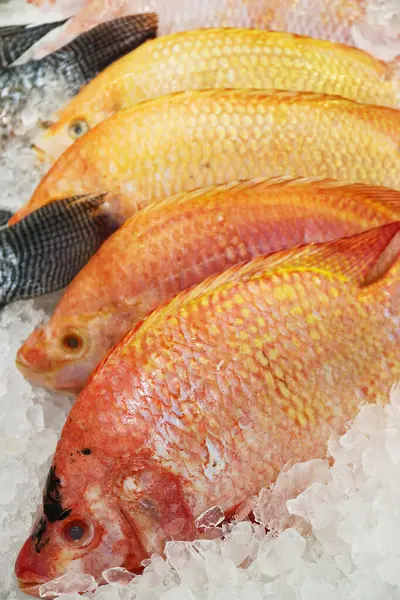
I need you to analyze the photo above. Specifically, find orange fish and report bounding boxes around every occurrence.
[16,0,400,62]
[16,177,400,393]
[10,89,400,226]
[15,222,400,594]
[35,28,400,164]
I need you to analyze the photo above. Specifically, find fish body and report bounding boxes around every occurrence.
[0,14,157,140]
[0,194,117,307]
[0,19,67,67]
[16,177,400,393]
[36,28,400,163]
[12,0,400,62]
[12,89,400,225]
[15,222,400,594]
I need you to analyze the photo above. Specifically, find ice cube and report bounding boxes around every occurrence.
[39,573,98,597]
[102,567,135,586]
[195,505,225,529]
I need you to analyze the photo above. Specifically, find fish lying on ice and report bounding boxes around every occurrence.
[16,177,400,393]
[0,194,118,308]
[0,19,67,66]
[35,28,400,164]
[11,89,400,225]
[14,222,400,594]
[0,13,157,140]
[11,0,400,62]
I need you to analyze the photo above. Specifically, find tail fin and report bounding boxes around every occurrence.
[56,13,158,82]
[0,208,13,229]
[0,193,118,307]
[0,20,67,67]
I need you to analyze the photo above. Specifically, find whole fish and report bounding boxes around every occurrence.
[16,177,400,393]
[0,19,67,67]
[11,0,400,62]
[10,89,400,226]
[35,28,400,164]
[14,222,400,594]
[0,194,118,307]
[0,13,157,140]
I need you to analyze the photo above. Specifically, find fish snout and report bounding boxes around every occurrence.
[16,331,54,384]
[17,343,52,373]
[15,538,48,597]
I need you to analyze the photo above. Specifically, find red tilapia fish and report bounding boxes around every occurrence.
[15,222,400,594]
[12,0,400,62]
[9,89,400,225]
[16,177,400,393]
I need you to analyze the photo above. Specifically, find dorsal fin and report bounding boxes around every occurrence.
[124,176,400,226]
[116,222,399,354]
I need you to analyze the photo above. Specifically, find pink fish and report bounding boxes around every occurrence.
[14,0,400,62]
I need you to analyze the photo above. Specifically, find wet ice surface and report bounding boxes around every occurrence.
[0,136,46,214]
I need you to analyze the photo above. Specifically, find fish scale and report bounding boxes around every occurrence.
[15,178,400,393]
[13,89,400,225]
[16,221,400,594]
[14,224,400,593]
[37,27,400,163]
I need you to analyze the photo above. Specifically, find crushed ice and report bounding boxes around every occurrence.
[39,573,98,597]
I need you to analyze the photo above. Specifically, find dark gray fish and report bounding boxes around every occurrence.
[0,193,118,307]
[0,20,67,67]
[0,13,158,139]
[0,208,13,228]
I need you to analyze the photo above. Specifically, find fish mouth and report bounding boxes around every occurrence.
[17,578,46,597]
[16,359,82,395]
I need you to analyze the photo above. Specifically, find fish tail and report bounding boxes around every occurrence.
[0,20,67,67]
[0,193,117,307]
[59,13,158,82]
[0,208,13,229]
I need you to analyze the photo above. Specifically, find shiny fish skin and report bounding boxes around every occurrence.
[0,20,67,67]
[0,194,117,307]
[0,14,157,140]
[16,177,400,393]
[12,89,400,225]
[37,28,400,163]
[18,0,400,62]
[14,223,400,591]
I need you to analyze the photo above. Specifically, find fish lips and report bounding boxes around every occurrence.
[15,538,48,597]
[17,579,44,598]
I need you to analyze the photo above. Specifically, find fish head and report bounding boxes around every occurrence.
[16,309,133,393]
[33,81,123,165]
[15,430,195,594]
[33,110,91,166]
[15,460,147,596]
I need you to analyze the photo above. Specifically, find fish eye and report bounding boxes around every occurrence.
[68,118,89,140]
[62,517,92,547]
[61,331,84,353]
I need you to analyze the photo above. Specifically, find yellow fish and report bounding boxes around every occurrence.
[35,28,400,163]
[11,89,400,226]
